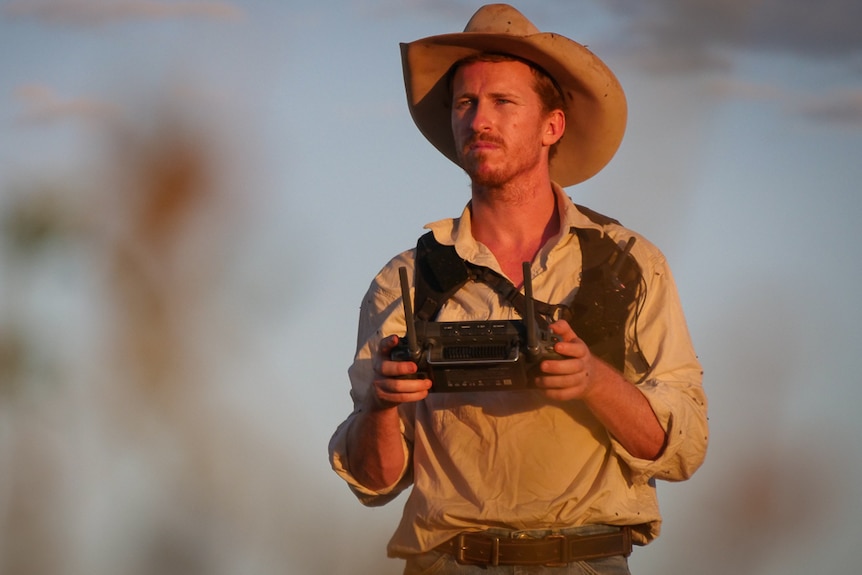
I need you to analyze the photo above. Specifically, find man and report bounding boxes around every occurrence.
[329,4,708,574]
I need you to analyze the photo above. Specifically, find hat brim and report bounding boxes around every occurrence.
[401,32,627,187]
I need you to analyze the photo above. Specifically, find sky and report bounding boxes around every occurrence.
[1,1,861,574]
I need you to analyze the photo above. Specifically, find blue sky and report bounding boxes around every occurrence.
[1,1,861,574]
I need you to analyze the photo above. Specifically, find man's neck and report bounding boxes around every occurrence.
[470,178,560,285]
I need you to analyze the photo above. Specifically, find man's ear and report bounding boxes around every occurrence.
[543,109,566,147]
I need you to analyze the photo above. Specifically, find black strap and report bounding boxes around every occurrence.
[413,232,470,321]
[567,228,643,371]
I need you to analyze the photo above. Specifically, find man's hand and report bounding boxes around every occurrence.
[533,319,600,402]
[367,335,433,410]
[534,320,667,460]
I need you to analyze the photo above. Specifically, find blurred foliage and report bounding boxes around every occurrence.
[0,328,26,393]
[0,99,277,575]
[1,189,66,255]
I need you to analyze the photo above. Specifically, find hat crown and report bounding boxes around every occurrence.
[463,3,539,36]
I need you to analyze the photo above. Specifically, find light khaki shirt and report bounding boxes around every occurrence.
[329,186,708,557]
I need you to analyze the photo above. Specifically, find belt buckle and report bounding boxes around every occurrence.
[543,533,568,567]
[455,534,470,565]
[455,534,501,566]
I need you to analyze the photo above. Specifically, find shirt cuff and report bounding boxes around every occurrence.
[328,413,413,506]
[612,378,707,483]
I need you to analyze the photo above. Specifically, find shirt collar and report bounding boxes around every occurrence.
[424,182,605,254]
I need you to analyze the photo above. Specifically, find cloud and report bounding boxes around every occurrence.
[600,0,862,69]
[702,77,783,102]
[356,0,467,20]
[794,89,862,127]
[14,84,121,125]
[692,77,862,127]
[3,0,244,25]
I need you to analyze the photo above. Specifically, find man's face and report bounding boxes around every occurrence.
[451,59,556,188]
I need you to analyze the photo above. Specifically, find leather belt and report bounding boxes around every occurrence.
[436,526,632,567]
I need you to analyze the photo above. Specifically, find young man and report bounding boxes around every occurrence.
[329,4,708,574]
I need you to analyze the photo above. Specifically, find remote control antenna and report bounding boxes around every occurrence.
[398,266,421,360]
[523,262,541,361]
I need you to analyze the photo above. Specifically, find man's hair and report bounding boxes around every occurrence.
[447,52,566,159]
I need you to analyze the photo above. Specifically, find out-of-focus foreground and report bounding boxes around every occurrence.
[0,104,304,575]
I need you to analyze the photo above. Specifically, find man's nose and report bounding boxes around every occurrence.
[469,101,492,132]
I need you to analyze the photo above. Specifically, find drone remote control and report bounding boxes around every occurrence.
[390,262,564,392]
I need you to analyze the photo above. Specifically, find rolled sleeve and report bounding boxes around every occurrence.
[612,238,709,483]
[328,410,413,506]
[614,378,708,483]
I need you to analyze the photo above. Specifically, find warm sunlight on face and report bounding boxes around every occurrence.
[451,60,562,189]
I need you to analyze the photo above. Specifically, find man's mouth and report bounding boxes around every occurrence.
[466,136,503,152]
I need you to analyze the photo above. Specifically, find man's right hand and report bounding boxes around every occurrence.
[347,335,431,490]
[367,335,433,410]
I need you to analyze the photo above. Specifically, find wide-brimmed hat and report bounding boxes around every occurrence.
[400,3,627,187]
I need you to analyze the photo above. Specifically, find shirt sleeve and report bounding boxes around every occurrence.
[327,253,418,505]
[610,237,709,483]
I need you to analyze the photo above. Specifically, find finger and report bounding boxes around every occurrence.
[374,335,408,374]
[551,339,588,360]
[380,357,421,377]
[374,377,432,405]
[376,389,430,406]
[533,371,590,401]
[379,334,402,353]
[539,355,587,375]
[548,319,576,341]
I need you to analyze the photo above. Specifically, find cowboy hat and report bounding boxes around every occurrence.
[400,3,627,187]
